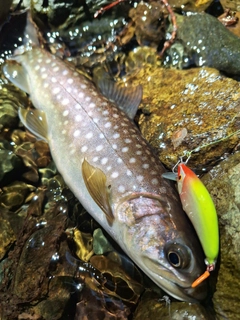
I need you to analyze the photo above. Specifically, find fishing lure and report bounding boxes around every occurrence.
[163,162,219,287]
[177,163,219,287]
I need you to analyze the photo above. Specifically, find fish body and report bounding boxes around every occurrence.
[4,45,207,301]
[177,163,219,267]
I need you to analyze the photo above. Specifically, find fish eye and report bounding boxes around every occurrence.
[165,243,190,269]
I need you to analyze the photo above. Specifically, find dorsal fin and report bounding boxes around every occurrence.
[96,78,142,120]
[18,108,48,141]
[82,159,114,226]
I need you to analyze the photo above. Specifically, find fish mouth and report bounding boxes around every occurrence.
[152,273,207,302]
[142,257,208,302]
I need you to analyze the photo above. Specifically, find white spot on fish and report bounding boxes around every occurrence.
[75,114,82,122]
[93,118,99,123]
[107,166,112,171]
[89,103,96,108]
[46,59,51,64]
[66,87,72,93]
[78,92,84,99]
[125,139,132,143]
[85,96,91,102]
[104,122,111,128]
[117,158,123,164]
[113,114,119,118]
[111,172,119,178]
[112,144,117,150]
[88,111,93,117]
[81,84,87,89]
[118,185,125,193]
[37,58,42,63]
[43,83,49,88]
[142,164,149,169]
[151,171,157,175]
[52,66,59,72]
[151,178,159,185]
[81,146,88,152]
[129,157,136,163]
[96,145,103,152]
[113,133,120,139]
[73,72,79,77]
[62,98,70,106]
[70,148,76,155]
[137,175,144,182]
[62,129,66,135]
[63,110,69,117]
[126,170,132,176]
[114,125,119,130]
[136,150,142,155]
[35,65,40,71]
[103,110,109,116]
[86,132,93,139]
[63,120,69,125]
[122,147,129,153]
[75,104,81,110]
[74,130,80,137]
[101,157,108,165]
[99,133,104,139]
[93,157,99,162]
[63,70,69,76]
[51,77,57,83]
[41,67,46,72]
[51,62,56,67]
[67,78,73,84]
[136,144,142,148]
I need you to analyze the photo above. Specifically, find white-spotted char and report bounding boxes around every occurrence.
[3,29,208,301]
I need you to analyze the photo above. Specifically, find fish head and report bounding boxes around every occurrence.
[116,193,208,302]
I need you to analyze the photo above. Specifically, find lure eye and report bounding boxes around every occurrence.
[178,174,182,181]
[165,243,191,269]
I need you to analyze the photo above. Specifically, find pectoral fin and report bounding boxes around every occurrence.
[3,62,30,94]
[82,159,114,225]
[19,108,48,141]
[162,172,177,181]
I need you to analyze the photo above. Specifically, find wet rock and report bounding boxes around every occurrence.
[133,291,215,319]
[169,12,240,75]
[0,140,23,185]
[74,287,131,320]
[127,61,240,169]
[90,255,144,303]
[33,276,76,320]
[169,0,213,12]
[0,181,35,211]
[129,1,166,48]
[220,0,240,12]
[67,228,94,262]
[93,228,114,254]
[218,11,240,38]
[0,103,18,130]
[13,214,67,301]
[0,0,13,30]
[201,151,240,319]
[0,218,15,260]
[30,0,129,30]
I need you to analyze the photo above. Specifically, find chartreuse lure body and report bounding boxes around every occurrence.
[177,163,219,287]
